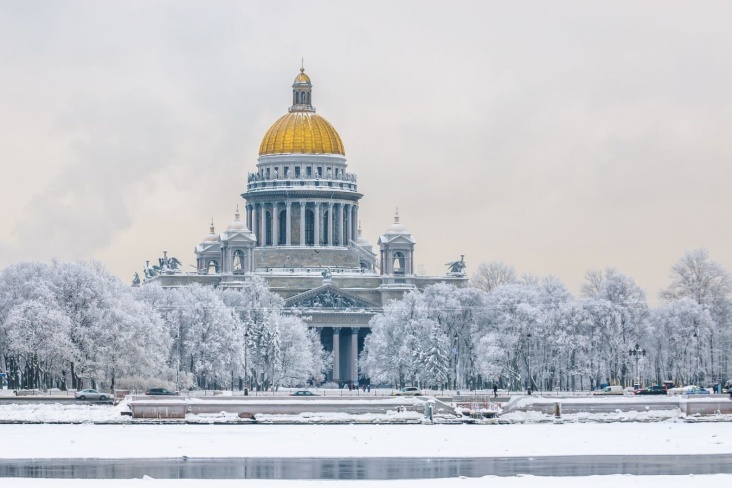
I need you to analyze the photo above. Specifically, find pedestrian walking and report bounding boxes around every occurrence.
[493,384,498,398]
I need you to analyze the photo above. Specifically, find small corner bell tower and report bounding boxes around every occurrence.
[378,208,416,276]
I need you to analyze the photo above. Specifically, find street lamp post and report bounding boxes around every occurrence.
[696,330,700,386]
[244,328,250,396]
[628,343,645,387]
[527,332,532,394]
[453,333,459,391]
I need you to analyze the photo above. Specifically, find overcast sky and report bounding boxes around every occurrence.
[1,1,731,300]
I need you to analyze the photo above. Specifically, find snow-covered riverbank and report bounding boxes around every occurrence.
[0,422,730,459]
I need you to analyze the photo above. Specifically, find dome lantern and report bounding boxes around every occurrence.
[290,63,314,113]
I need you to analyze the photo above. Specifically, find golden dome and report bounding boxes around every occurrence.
[294,68,311,84]
[259,111,345,156]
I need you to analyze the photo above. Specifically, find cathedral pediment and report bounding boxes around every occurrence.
[195,242,220,254]
[286,285,380,310]
[378,234,416,246]
[221,230,255,243]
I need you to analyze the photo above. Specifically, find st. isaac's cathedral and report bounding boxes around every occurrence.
[145,67,467,385]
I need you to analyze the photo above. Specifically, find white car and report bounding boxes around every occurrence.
[668,385,709,395]
[74,389,110,401]
[592,385,623,395]
[393,386,421,396]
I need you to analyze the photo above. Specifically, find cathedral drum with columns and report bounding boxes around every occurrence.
[146,67,467,385]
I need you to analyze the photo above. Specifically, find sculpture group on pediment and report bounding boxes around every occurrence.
[296,290,357,309]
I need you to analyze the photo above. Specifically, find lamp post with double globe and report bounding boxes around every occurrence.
[244,328,250,396]
[629,343,645,388]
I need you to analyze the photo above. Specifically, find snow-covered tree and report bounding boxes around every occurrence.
[660,249,731,385]
[471,261,517,293]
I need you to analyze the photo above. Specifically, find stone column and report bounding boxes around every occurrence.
[300,202,306,246]
[332,327,341,382]
[246,205,252,231]
[285,202,292,246]
[328,202,334,246]
[251,205,258,245]
[351,328,359,383]
[314,202,321,246]
[352,206,358,244]
[337,203,344,246]
[345,204,352,244]
[260,205,266,247]
[272,202,279,246]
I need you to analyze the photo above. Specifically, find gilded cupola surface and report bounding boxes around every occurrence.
[258,68,345,156]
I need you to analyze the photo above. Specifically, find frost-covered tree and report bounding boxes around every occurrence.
[0,260,168,390]
[362,283,485,389]
[660,249,731,385]
[580,268,649,386]
[471,261,517,293]
[647,298,714,385]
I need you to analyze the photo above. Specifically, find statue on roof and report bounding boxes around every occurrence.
[132,272,140,287]
[166,256,183,271]
[446,255,467,276]
[144,260,161,279]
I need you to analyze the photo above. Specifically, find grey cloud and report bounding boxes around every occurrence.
[1,1,731,295]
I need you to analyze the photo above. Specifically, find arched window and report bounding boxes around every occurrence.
[278,210,287,245]
[233,250,244,272]
[393,252,405,276]
[305,209,315,246]
[207,260,219,274]
[265,210,272,246]
[296,92,300,104]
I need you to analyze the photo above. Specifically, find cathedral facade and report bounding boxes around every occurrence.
[147,68,467,385]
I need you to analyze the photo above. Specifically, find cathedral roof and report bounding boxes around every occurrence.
[259,112,344,156]
[385,209,409,234]
[293,68,311,84]
[259,68,345,156]
[226,206,248,232]
[202,220,220,243]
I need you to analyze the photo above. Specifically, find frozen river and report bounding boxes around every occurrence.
[2,454,732,479]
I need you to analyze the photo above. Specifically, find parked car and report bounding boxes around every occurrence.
[393,386,421,396]
[74,389,109,401]
[592,385,624,395]
[668,385,710,395]
[290,390,316,396]
[634,385,667,395]
[144,387,177,396]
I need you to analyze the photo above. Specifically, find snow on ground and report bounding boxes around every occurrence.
[189,410,425,423]
[0,422,731,459]
[510,394,730,405]
[0,403,124,423]
[3,475,732,488]
[0,401,431,424]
